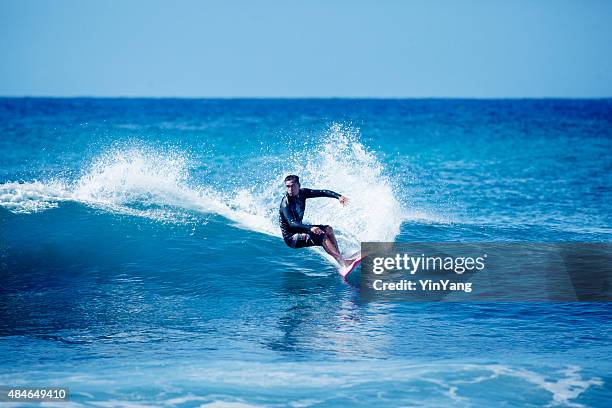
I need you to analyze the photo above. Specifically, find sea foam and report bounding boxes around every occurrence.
[0,124,405,257]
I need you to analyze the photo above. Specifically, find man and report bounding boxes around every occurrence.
[279,174,354,268]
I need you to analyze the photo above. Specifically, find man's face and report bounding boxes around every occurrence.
[285,180,300,197]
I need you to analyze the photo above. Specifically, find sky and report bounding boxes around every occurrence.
[1,0,611,98]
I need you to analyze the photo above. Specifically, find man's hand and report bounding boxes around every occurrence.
[339,195,349,206]
[310,226,324,235]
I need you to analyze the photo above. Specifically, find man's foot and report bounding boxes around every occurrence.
[345,251,361,263]
[340,257,362,278]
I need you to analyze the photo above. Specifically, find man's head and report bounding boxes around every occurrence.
[284,175,300,197]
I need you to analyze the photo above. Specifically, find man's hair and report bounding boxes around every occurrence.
[284,174,300,184]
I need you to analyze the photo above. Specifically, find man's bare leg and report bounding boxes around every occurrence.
[323,226,354,267]
[321,234,345,265]
[324,226,341,252]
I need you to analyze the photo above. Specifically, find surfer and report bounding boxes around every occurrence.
[279,175,355,268]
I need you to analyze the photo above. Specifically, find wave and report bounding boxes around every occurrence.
[0,124,409,257]
[0,360,601,407]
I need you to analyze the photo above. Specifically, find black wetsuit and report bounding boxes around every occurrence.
[279,188,341,248]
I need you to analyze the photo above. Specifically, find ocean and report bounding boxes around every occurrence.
[1,98,610,407]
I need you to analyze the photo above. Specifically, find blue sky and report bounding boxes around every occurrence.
[1,0,611,97]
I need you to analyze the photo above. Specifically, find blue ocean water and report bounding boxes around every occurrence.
[0,98,611,407]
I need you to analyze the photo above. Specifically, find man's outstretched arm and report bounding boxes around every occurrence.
[303,188,349,205]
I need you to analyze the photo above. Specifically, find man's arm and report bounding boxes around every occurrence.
[302,188,341,199]
[280,202,313,233]
[302,188,349,205]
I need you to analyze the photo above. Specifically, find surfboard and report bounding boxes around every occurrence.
[339,250,362,279]
[340,257,362,279]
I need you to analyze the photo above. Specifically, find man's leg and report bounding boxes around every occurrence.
[290,230,343,265]
[322,226,354,267]
[321,234,345,265]
[323,226,340,253]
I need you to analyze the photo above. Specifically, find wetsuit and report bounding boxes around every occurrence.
[279,188,341,248]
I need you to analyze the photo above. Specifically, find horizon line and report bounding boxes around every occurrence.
[1,95,611,100]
